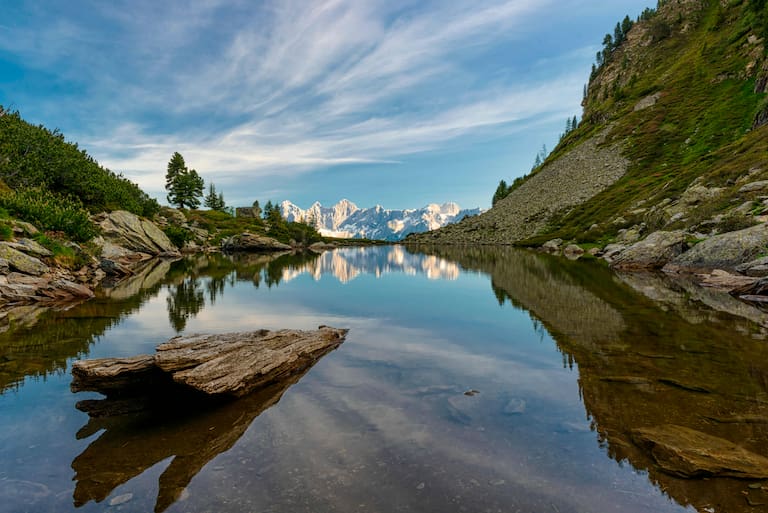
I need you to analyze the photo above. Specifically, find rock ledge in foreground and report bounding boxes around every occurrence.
[71,326,348,399]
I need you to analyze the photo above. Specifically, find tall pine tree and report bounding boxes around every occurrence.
[165,152,204,209]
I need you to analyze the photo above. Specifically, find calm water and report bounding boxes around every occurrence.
[1,246,768,513]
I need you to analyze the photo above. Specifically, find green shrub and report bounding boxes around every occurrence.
[0,109,160,217]
[0,187,98,242]
[163,225,193,248]
[0,222,11,241]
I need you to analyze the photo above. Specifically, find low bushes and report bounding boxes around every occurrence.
[0,187,98,242]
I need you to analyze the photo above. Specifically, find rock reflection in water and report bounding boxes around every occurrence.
[72,369,308,513]
[0,258,175,394]
[409,245,768,513]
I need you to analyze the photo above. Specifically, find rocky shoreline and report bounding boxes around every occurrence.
[0,209,337,321]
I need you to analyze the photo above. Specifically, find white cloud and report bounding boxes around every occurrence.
[3,0,591,198]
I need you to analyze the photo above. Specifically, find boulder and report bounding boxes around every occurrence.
[665,223,768,273]
[11,221,39,236]
[71,326,348,398]
[737,255,768,277]
[7,238,53,257]
[698,269,757,291]
[632,424,768,479]
[563,244,584,260]
[541,238,563,253]
[221,233,292,253]
[738,180,768,194]
[50,279,95,299]
[0,243,49,276]
[610,231,688,270]
[601,243,627,264]
[94,211,179,256]
[732,277,768,299]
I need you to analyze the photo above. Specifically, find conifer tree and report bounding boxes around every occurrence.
[492,179,510,206]
[165,152,204,209]
[204,183,226,211]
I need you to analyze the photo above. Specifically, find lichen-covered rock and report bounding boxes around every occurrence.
[6,238,53,257]
[0,243,49,276]
[221,233,291,253]
[610,231,688,270]
[11,221,39,236]
[94,211,179,256]
[665,223,768,273]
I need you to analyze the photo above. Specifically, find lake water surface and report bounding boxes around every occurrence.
[2,246,768,513]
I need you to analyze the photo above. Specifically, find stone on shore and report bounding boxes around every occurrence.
[94,210,179,256]
[0,243,50,276]
[665,223,768,273]
[71,326,348,399]
[221,233,292,253]
[632,424,768,479]
[610,231,688,270]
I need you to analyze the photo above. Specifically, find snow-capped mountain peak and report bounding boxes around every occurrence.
[280,199,482,241]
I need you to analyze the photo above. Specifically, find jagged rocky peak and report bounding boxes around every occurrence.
[280,199,482,241]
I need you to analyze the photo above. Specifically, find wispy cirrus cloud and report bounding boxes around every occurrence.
[0,0,611,204]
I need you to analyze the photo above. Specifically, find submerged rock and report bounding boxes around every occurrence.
[631,424,768,479]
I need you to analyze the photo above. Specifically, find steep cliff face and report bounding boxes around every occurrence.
[410,0,768,246]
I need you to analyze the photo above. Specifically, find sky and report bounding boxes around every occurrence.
[0,0,653,210]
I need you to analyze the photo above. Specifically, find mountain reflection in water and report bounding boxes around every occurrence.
[0,246,767,512]
[411,245,768,513]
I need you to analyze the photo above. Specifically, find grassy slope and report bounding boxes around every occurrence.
[520,0,768,245]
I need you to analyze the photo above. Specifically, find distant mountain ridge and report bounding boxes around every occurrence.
[280,199,481,241]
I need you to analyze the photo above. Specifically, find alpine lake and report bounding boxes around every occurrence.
[2,245,768,513]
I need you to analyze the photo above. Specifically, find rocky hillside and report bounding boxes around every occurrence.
[409,0,768,247]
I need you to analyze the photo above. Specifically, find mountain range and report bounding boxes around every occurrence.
[279,199,481,241]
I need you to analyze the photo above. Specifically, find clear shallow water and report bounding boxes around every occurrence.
[1,246,768,512]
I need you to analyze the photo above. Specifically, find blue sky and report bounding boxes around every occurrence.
[0,0,652,210]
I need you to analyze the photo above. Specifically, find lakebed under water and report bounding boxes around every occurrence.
[1,246,768,513]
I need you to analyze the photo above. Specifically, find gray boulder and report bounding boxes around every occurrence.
[563,244,584,260]
[601,243,627,264]
[7,238,53,257]
[541,238,563,253]
[611,231,688,270]
[738,180,768,194]
[666,223,768,273]
[221,233,291,253]
[0,243,50,276]
[94,211,179,256]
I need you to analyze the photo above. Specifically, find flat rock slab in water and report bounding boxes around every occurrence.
[71,326,348,398]
[632,424,768,479]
